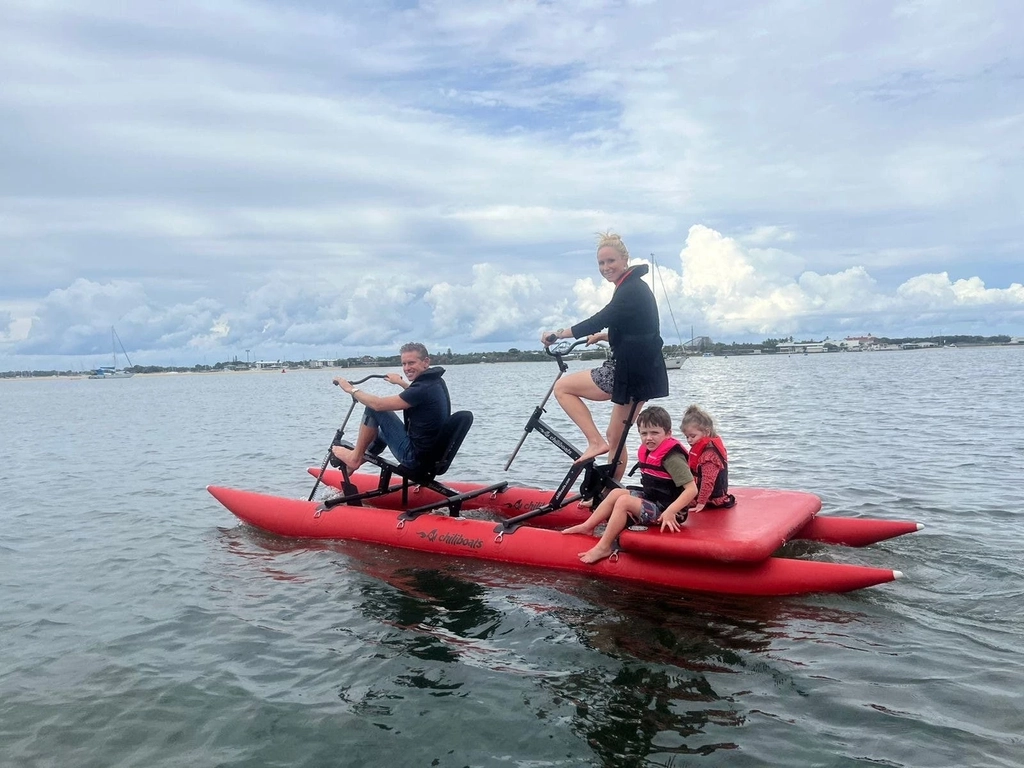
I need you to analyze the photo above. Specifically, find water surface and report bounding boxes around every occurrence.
[2,347,1023,766]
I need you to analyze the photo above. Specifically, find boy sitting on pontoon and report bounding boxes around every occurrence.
[561,405,697,564]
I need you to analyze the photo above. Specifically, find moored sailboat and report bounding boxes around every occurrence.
[650,253,693,369]
[88,327,134,379]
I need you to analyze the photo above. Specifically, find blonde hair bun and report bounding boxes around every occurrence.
[595,231,629,261]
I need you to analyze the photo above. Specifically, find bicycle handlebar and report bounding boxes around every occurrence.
[544,338,591,358]
[332,373,389,386]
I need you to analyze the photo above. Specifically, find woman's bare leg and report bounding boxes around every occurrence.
[553,370,612,463]
[606,400,645,481]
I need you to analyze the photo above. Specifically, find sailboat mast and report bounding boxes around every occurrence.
[112,326,133,369]
[650,253,683,348]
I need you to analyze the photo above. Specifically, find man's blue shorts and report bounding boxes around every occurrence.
[362,408,417,466]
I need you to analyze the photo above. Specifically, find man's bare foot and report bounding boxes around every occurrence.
[574,440,609,465]
[331,445,364,471]
[578,497,595,509]
[578,545,612,564]
[561,523,595,536]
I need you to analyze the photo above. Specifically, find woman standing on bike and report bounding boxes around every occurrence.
[540,231,670,480]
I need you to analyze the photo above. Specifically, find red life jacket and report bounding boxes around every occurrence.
[687,435,730,501]
[636,437,689,508]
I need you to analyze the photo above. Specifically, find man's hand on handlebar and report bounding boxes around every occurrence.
[331,373,388,392]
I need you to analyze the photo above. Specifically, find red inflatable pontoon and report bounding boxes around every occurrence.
[307,468,923,555]
[209,484,907,597]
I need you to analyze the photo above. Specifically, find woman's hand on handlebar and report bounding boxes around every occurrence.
[586,332,608,345]
[543,337,590,357]
[541,329,566,346]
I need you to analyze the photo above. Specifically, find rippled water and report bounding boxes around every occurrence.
[3,347,1023,767]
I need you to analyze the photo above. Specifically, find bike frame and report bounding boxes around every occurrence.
[307,373,387,500]
[498,339,640,533]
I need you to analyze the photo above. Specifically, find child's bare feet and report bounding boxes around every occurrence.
[578,544,613,564]
[561,523,594,536]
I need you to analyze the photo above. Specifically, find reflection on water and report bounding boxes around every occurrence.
[219,523,880,765]
[357,569,505,665]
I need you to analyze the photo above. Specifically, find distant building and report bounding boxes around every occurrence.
[841,334,881,351]
[683,336,712,351]
[777,341,827,354]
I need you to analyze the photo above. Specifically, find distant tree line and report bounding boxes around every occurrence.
[875,334,1010,346]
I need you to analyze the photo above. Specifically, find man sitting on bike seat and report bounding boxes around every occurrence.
[331,342,450,472]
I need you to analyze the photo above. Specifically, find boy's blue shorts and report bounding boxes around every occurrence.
[628,490,662,525]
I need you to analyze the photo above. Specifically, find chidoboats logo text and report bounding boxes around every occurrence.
[417,529,484,550]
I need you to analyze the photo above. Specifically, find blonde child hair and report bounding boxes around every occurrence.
[681,404,718,437]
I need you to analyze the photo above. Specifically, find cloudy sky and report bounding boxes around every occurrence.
[2,0,1022,369]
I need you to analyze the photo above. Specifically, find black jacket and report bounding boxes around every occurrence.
[570,264,669,404]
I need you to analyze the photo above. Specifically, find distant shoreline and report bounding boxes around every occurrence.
[4,342,1022,381]
[0,367,315,382]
